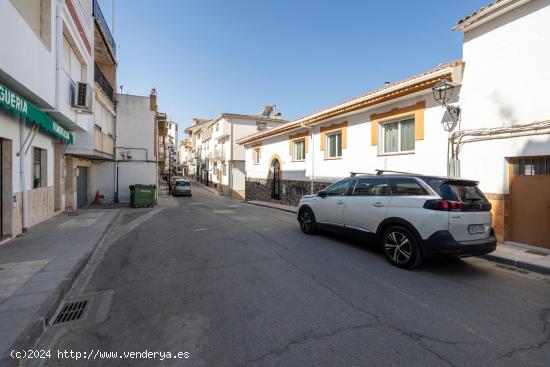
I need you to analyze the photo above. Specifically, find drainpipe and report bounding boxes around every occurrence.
[54,6,62,112]
[229,120,234,196]
[308,125,315,194]
[19,116,28,232]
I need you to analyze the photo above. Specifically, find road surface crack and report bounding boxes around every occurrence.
[240,322,378,366]
[499,308,550,360]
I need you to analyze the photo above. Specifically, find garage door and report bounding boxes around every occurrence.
[510,157,550,248]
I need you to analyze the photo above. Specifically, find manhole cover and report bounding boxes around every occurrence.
[52,300,88,324]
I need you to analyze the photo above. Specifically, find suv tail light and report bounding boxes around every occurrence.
[423,199,492,212]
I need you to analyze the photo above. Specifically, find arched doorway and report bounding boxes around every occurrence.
[271,158,281,200]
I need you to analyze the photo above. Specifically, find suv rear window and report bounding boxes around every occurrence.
[437,181,488,203]
[176,181,190,186]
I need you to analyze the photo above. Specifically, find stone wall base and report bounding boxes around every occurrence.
[245,178,333,206]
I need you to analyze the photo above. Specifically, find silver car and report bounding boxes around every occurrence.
[172,179,192,196]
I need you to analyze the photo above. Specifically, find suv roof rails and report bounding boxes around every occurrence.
[349,172,376,177]
[375,169,424,176]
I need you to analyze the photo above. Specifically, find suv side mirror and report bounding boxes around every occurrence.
[318,190,327,198]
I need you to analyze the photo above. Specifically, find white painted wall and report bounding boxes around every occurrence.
[117,163,157,203]
[245,92,452,186]
[458,0,550,194]
[115,94,157,201]
[0,0,56,108]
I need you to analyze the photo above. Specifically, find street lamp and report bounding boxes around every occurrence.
[432,78,461,122]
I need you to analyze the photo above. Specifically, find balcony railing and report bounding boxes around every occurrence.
[93,0,116,56]
[94,63,114,102]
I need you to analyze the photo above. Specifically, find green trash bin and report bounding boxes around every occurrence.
[129,184,156,208]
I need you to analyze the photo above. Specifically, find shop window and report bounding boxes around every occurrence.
[292,139,305,161]
[33,147,46,188]
[326,132,342,159]
[381,117,415,154]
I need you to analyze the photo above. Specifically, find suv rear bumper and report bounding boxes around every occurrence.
[421,229,497,258]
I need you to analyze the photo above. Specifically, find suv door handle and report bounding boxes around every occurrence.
[373,202,384,207]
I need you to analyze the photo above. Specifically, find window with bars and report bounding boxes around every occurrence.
[511,157,550,176]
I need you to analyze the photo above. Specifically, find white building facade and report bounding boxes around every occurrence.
[185,113,286,198]
[114,94,158,202]
[0,0,83,238]
[454,0,550,247]
[239,63,462,206]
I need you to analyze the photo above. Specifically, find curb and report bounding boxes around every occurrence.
[1,210,123,366]
[481,253,550,275]
[242,200,298,214]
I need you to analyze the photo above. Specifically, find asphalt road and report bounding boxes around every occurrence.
[35,185,550,367]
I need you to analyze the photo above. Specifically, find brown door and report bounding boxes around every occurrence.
[510,157,550,248]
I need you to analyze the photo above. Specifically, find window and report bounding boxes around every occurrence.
[33,147,46,188]
[215,123,219,131]
[381,117,415,154]
[326,132,342,159]
[352,178,389,196]
[388,178,428,196]
[292,139,305,161]
[257,122,267,131]
[253,148,261,164]
[438,182,489,203]
[512,157,550,176]
[322,179,352,196]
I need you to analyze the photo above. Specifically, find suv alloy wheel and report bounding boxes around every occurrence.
[298,208,317,234]
[382,226,423,268]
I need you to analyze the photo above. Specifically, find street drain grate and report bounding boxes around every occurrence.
[64,211,80,216]
[53,300,88,324]
[496,264,529,274]
[525,249,548,256]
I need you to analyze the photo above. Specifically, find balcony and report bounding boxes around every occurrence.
[157,113,167,136]
[93,128,114,157]
[212,148,225,161]
[94,63,114,102]
[93,0,116,57]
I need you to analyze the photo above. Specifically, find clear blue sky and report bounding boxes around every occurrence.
[98,0,488,139]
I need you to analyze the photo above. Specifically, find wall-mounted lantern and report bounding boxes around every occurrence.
[432,78,461,122]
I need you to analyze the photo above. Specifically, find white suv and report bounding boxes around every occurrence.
[297,172,496,268]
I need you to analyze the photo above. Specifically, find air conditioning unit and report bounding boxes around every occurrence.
[71,82,93,111]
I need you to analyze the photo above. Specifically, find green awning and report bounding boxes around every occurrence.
[0,83,73,144]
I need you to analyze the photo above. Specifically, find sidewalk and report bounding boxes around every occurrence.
[243,200,550,275]
[243,200,298,214]
[0,209,121,361]
[484,241,550,275]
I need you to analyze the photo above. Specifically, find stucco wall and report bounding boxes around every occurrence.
[245,92,452,185]
[459,0,550,194]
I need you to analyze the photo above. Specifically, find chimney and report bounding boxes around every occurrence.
[150,87,157,111]
[274,112,282,119]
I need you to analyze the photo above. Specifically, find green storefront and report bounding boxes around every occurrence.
[0,83,73,144]
[1,82,73,238]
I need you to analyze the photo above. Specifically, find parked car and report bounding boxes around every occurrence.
[172,179,192,196]
[297,172,496,269]
[169,175,183,190]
